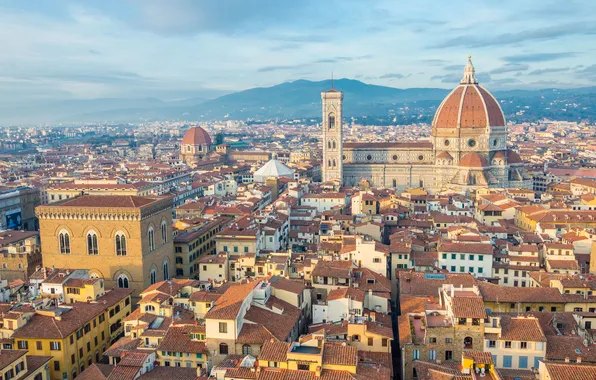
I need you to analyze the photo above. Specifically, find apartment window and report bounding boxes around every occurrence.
[87,342,91,352]
[460,254,465,260]
[520,342,528,349]
[429,337,437,344]
[244,247,249,253]
[488,340,496,348]
[519,356,528,369]
[298,364,309,371]
[451,266,456,272]
[429,350,436,361]
[445,350,453,360]
[373,258,382,263]
[54,361,60,371]
[458,318,467,325]
[71,354,75,364]
[504,341,512,349]
[451,254,456,260]
[442,254,447,259]
[269,361,279,368]
[469,267,474,273]
[478,267,483,274]
[368,337,373,346]
[234,246,238,253]
[50,341,61,351]
[219,322,227,334]
[445,337,453,344]
[469,255,475,260]
[574,307,583,312]
[503,355,512,368]
[37,341,43,350]
[459,266,465,272]
[17,341,28,349]
[479,255,484,261]
[413,350,420,360]
[382,338,388,347]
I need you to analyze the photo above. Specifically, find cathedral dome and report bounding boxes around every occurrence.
[459,152,488,168]
[432,57,505,129]
[506,150,523,164]
[182,126,212,146]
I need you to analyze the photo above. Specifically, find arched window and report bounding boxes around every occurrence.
[328,141,332,149]
[219,343,228,355]
[87,231,99,255]
[464,336,473,349]
[115,233,127,256]
[242,344,252,355]
[150,269,157,285]
[163,261,169,281]
[161,220,168,243]
[89,273,100,279]
[186,145,191,152]
[59,231,71,254]
[328,114,336,129]
[145,305,155,312]
[332,140,336,149]
[332,159,336,167]
[328,160,332,168]
[117,275,129,289]
[148,227,155,252]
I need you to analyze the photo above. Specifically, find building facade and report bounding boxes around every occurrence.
[321,57,531,193]
[36,195,175,297]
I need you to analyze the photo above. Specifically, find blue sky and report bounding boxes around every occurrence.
[1,0,595,102]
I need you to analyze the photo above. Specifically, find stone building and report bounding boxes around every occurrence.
[322,57,531,193]
[36,195,175,297]
[0,230,42,282]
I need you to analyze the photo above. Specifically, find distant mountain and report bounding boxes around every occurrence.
[2,80,596,125]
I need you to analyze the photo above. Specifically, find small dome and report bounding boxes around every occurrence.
[459,152,488,168]
[492,151,507,159]
[432,57,505,129]
[436,151,453,160]
[182,126,212,146]
[507,150,523,164]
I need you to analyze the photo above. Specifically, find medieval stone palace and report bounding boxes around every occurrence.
[321,57,531,193]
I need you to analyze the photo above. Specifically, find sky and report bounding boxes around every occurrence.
[1,0,596,103]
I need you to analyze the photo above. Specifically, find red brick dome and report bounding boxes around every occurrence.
[507,150,523,164]
[432,57,505,129]
[182,126,212,146]
[436,151,453,160]
[459,152,488,168]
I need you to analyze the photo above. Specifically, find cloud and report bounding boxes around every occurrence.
[491,78,521,85]
[379,73,405,79]
[502,52,577,63]
[489,63,529,74]
[431,72,491,84]
[430,24,596,48]
[527,67,570,75]
[443,65,464,71]
[312,55,371,64]
[257,65,308,73]
[419,59,450,66]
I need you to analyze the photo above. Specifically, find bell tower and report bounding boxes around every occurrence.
[321,86,343,184]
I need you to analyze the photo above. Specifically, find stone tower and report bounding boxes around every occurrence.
[321,87,343,183]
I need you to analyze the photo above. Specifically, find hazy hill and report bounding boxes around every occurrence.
[2,79,596,125]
